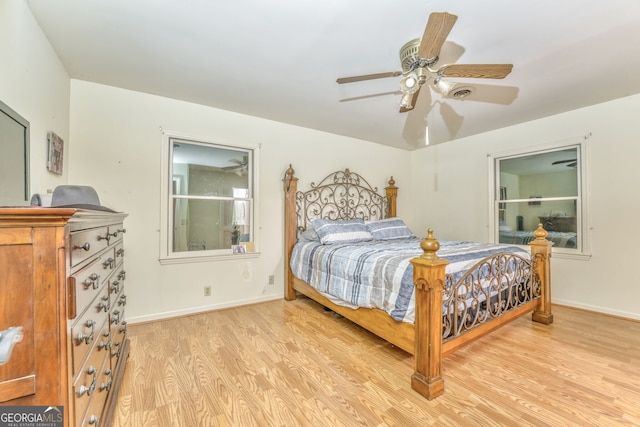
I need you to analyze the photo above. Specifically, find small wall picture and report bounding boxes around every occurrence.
[47,131,64,175]
[232,244,246,254]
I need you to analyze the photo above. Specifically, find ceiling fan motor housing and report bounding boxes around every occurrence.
[399,38,438,72]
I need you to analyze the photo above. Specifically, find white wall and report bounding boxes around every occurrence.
[0,0,70,194]
[410,94,640,320]
[69,80,411,323]
[6,1,638,322]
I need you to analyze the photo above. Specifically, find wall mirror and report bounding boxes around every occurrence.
[0,99,30,206]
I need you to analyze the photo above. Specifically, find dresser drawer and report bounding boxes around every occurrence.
[108,223,126,245]
[109,306,126,365]
[70,226,110,268]
[70,250,118,320]
[114,240,124,268]
[79,353,112,427]
[109,267,126,297]
[71,301,109,377]
[72,343,110,427]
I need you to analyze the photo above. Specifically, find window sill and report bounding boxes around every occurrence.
[506,244,591,261]
[159,251,260,265]
[550,251,591,261]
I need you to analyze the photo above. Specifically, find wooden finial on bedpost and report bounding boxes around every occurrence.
[419,229,441,261]
[283,165,299,301]
[385,176,398,218]
[530,223,553,325]
[410,228,449,400]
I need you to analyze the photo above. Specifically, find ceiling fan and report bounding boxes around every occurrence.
[551,159,577,168]
[221,155,248,174]
[336,11,513,112]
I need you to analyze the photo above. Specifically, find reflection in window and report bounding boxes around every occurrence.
[493,145,587,253]
[169,138,253,254]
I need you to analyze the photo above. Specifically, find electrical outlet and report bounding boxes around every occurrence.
[268,275,275,285]
[204,286,211,296]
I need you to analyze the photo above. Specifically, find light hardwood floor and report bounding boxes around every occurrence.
[113,298,640,426]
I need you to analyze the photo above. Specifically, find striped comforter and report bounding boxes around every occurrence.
[290,238,529,323]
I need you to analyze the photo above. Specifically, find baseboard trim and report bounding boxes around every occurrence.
[126,294,282,325]
[553,298,640,321]
[128,296,640,325]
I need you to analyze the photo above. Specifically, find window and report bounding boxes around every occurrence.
[490,138,590,257]
[160,132,258,262]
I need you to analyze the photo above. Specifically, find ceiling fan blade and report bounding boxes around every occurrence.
[339,91,401,103]
[418,12,458,60]
[336,71,403,84]
[399,87,422,113]
[551,159,577,165]
[439,64,513,79]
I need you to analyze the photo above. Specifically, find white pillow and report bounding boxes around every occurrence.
[365,218,415,240]
[499,220,512,232]
[298,227,319,241]
[311,218,373,244]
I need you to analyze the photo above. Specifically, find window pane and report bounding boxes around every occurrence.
[499,148,578,198]
[498,201,577,249]
[172,198,252,252]
[172,141,249,196]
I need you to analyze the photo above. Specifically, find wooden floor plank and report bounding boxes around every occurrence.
[113,298,640,426]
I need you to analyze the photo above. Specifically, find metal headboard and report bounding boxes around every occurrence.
[296,168,389,231]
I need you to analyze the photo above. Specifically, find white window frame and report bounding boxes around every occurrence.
[488,136,591,260]
[159,130,260,264]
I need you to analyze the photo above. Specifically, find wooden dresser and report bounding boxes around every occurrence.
[0,208,129,426]
[537,216,576,232]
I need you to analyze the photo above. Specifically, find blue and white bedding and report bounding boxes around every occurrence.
[290,238,530,323]
[499,230,576,248]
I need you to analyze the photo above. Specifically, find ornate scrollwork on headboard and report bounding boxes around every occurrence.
[296,168,389,231]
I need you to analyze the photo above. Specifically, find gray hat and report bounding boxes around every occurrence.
[51,185,117,212]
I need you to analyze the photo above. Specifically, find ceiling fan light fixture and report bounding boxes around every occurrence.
[399,73,419,94]
[398,92,415,109]
[433,77,454,96]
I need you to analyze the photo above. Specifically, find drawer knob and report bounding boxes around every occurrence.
[100,369,113,392]
[112,342,121,358]
[77,365,97,396]
[74,242,91,251]
[83,273,99,290]
[98,301,109,312]
[111,310,121,325]
[102,258,115,269]
[88,415,99,425]
[76,320,95,344]
[110,280,120,294]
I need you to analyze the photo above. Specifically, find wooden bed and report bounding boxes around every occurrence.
[283,165,553,400]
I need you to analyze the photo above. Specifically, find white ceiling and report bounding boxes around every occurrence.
[26,0,640,150]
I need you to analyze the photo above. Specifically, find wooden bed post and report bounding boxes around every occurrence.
[530,224,554,324]
[410,229,449,400]
[283,165,298,301]
[385,177,397,218]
